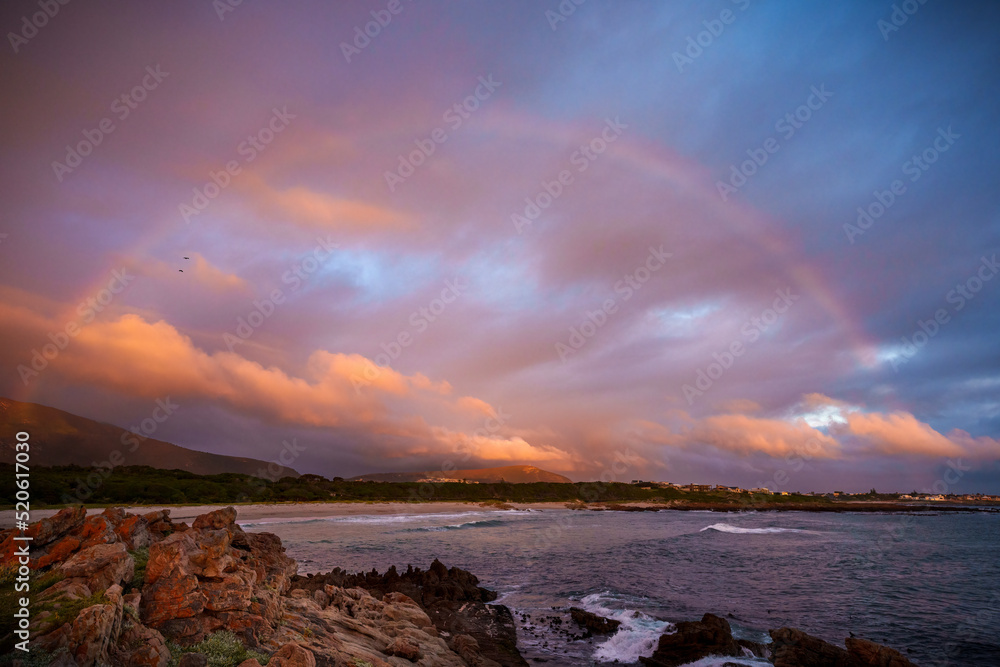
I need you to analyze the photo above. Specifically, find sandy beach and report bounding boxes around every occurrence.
[0,501,574,528]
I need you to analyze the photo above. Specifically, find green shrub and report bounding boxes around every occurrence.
[167,630,270,666]
[128,547,150,592]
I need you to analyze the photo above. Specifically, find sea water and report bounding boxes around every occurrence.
[239,509,1000,666]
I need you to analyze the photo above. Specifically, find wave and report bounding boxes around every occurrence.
[239,511,502,528]
[404,518,508,532]
[699,523,813,535]
[576,591,672,663]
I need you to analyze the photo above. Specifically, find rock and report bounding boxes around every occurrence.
[237,661,264,667]
[269,642,317,666]
[640,613,741,667]
[60,542,134,592]
[290,560,524,666]
[31,506,88,546]
[177,653,209,667]
[770,627,857,667]
[115,513,154,549]
[192,506,238,531]
[115,621,171,666]
[68,584,124,666]
[846,637,920,667]
[569,607,621,634]
[385,636,423,661]
[451,634,503,667]
[140,506,295,645]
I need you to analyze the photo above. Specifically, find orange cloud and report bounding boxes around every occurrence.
[243,175,410,233]
[11,311,495,445]
[626,413,840,459]
[840,412,967,457]
[687,414,842,459]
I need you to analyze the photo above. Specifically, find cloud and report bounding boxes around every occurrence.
[840,412,969,458]
[685,414,842,459]
[243,176,411,233]
[128,254,248,292]
[626,413,841,459]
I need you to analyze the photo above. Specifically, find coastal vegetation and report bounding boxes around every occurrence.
[2,463,837,507]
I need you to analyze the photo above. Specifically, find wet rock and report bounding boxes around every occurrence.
[640,613,741,667]
[846,636,920,667]
[770,626,857,666]
[569,607,621,634]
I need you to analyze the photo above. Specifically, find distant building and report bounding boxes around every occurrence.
[750,487,773,495]
[686,484,713,492]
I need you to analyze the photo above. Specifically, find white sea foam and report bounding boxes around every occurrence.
[578,592,672,663]
[675,656,770,666]
[700,523,811,534]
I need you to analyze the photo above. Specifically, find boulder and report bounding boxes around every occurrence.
[140,506,295,645]
[269,642,317,666]
[640,613,741,667]
[770,627,857,666]
[846,637,920,667]
[116,621,171,667]
[60,542,134,592]
[177,653,209,667]
[69,584,125,666]
[569,607,621,634]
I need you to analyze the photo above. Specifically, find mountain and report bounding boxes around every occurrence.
[350,465,573,484]
[0,397,299,479]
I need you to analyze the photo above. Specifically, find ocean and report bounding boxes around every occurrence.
[239,508,1000,666]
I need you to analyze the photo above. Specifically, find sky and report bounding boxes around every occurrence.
[1,0,999,493]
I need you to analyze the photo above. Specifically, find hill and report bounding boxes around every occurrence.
[0,397,299,479]
[350,465,573,484]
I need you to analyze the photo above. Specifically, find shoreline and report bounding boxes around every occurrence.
[2,498,996,529]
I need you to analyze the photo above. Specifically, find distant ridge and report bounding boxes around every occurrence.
[350,465,572,484]
[0,397,299,479]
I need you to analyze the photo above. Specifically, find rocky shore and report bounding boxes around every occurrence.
[0,506,923,666]
[0,506,517,666]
